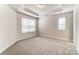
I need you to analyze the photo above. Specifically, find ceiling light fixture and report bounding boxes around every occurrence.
[35,4,45,8]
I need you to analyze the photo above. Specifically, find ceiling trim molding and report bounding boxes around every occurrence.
[17,11,38,19]
[8,5,38,19]
[24,8,39,16]
[47,9,73,16]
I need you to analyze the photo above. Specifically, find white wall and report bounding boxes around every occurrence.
[17,14,38,40]
[0,4,38,53]
[39,12,73,42]
[75,6,79,53]
[0,5,17,53]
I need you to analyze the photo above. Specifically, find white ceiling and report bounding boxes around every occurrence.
[9,4,76,17]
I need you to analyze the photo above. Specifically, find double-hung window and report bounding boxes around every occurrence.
[21,17,35,33]
[58,17,66,30]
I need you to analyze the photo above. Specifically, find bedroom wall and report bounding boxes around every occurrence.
[17,14,38,40]
[76,6,79,53]
[39,12,73,41]
[0,5,17,53]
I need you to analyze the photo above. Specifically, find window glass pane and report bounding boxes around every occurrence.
[58,17,66,30]
[22,18,29,33]
[29,20,35,32]
[21,17,35,33]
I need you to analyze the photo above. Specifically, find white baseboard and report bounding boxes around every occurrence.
[0,40,18,54]
[0,35,37,54]
[39,35,73,42]
[0,35,73,54]
[18,36,37,42]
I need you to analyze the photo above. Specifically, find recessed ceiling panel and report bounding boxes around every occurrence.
[9,4,76,17]
[24,4,62,15]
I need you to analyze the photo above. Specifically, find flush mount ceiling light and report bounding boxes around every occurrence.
[35,4,45,8]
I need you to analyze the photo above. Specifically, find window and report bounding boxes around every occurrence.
[21,17,35,33]
[58,17,66,30]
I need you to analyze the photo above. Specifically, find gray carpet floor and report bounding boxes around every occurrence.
[1,36,78,55]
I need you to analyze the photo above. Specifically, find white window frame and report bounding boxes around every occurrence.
[21,17,35,33]
[58,17,66,30]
